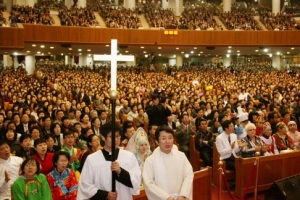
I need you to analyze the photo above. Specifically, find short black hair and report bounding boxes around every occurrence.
[100,123,121,138]
[20,158,40,175]
[221,120,233,131]
[155,125,174,141]
[63,131,74,139]
[33,138,47,147]
[19,135,32,143]
[0,140,9,147]
[52,151,70,168]
[86,134,97,149]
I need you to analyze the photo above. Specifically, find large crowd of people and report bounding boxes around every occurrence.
[9,4,54,25]
[58,6,99,27]
[179,2,222,30]
[98,3,142,29]
[219,11,262,30]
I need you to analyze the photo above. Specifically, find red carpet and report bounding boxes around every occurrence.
[211,185,265,200]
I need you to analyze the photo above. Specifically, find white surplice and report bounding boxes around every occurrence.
[0,156,23,200]
[142,147,194,200]
[77,149,141,200]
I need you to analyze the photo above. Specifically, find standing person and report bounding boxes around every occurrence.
[146,96,171,126]
[143,125,194,200]
[11,158,52,200]
[0,140,23,200]
[77,123,141,200]
[47,151,78,200]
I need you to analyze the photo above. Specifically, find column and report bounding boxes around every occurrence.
[25,55,35,75]
[13,56,18,69]
[79,54,88,67]
[272,0,280,15]
[223,0,231,13]
[14,0,25,6]
[176,55,183,67]
[24,0,37,7]
[272,54,281,69]
[162,0,169,9]
[169,58,176,66]
[65,0,86,8]
[3,0,13,11]
[223,55,231,67]
[65,55,71,66]
[124,0,135,9]
[3,55,13,68]
[169,0,183,17]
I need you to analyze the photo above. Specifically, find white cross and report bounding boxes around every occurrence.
[93,39,134,90]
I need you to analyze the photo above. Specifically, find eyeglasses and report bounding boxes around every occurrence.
[25,163,37,168]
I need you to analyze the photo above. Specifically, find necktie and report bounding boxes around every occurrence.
[24,124,28,133]
[228,136,231,144]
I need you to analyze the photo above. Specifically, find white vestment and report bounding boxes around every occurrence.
[142,147,194,200]
[77,149,141,200]
[0,156,23,200]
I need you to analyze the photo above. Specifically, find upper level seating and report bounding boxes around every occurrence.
[219,11,262,30]
[36,0,65,9]
[259,8,300,30]
[9,4,54,25]
[0,2,6,11]
[143,3,178,29]
[97,3,142,29]
[179,3,222,30]
[58,6,99,27]
[285,3,300,16]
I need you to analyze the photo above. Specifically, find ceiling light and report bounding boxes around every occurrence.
[48,52,51,54]
[200,51,203,54]
[198,54,200,56]
[13,52,18,55]
[40,45,45,48]
[181,52,184,54]
[158,54,161,56]
[263,48,268,52]
[237,53,240,56]
[50,46,54,49]
[145,54,148,58]
[185,54,189,58]
[143,51,147,53]
[158,47,162,49]
[190,51,194,54]
[228,46,232,48]
[61,53,64,55]
[287,52,290,54]
[106,45,109,47]
[227,50,231,53]
[87,49,91,52]
[176,47,179,50]
[141,46,144,49]
[26,51,30,53]
[269,53,272,57]
[276,52,281,55]
[37,51,41,54]
[291,47,295,50]
[68,48,72,50]
[226,54,230,58]
[237,50,240,52]
[78,49,82,51]
[125,50,129,53]
[32,44,36,47]
[79,53,82,55]
[255,50,259,52]
[194,47,197,49]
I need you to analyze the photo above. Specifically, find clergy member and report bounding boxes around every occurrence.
[77,123,141,200]
[142,125,194,200]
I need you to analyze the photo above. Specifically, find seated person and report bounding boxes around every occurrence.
[260,122,279,155]
[287,121,300,149]
[240,123,268,157]
[195,118,214,166]
[12,158,52,200]
[15,135,36,159]
[273,122,295,152]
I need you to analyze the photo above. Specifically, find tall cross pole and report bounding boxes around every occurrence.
[94,39,134,191]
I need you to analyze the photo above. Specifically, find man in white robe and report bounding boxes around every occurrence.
[77,123,141,200]
[143,125,194,200]
[0,140,23,200]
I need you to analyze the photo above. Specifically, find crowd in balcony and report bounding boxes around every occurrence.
[143,3,179,29]
[58,6,99,27]
[97,3,142,29]
[219,11,262,30]
[259,8,300,30]
[179,2,222,30]
[9,4,54,25]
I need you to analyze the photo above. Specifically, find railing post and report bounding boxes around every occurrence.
[218,160,224,200]
[254,152,260,200]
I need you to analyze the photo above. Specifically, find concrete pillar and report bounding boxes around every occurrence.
[124,0,135,9]
[272,54,281,69]
[272,0,280,15]
[65,0,86,8]
[25,55,35,75]
[14,0,25,6]
[3,0,13,11]
[3,55,13,68]
[13,56,18,69]
[77,0,86,8]
[79,54,88,67]
[176,55,183,67]
[24,0,37,7]
[87,56,93,68]
[169,58,176,66]
[223,0,231,13]
[168,0,182,17]
[162,0,169,9]
[65,55,71,66]
[223,55,231,67]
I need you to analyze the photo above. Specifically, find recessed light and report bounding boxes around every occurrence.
[37,51,41,54]
[143,51,147,53]
[125,50,129,53]
[61,53,64,55]
[287,52,290,54]
[158,47,162,49]
[79,53,82,55]
[200,52,203,54]
[237,50,240,52]
[291,47,295,50]
[13,52,18,55]
[181,52,184,54]
[158,54,161,56]
[69,48,72,50]
[78,49,82,51]
[276,52,281,55]
[40,45,45,48]
[32,44,36,47]
[50,46,54,49]
[176,47,179,50]
[26,51,30,53]
[145,54,148,58]
[106,45,109,47]
[255,50,259,52]
[228,46,232,48]
[227,50,231,53]
[190,51,194,54]
[141,46,144,49]
[87,49,91,52]
[194,47,197,49]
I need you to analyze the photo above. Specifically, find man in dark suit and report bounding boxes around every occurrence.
[167,115,176,130]
[16,113,30,135]
[82,90,93,107]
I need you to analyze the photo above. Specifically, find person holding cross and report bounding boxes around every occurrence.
[77,123,141,200]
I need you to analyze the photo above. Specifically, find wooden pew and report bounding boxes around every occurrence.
[133,167,212,200]
[212,142,235,187]
[189,135,205,171]
[234,150,300,198]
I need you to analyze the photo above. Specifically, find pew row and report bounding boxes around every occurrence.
[189,135,205,171]
[133,167,212,200]
[234,150,300,198]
